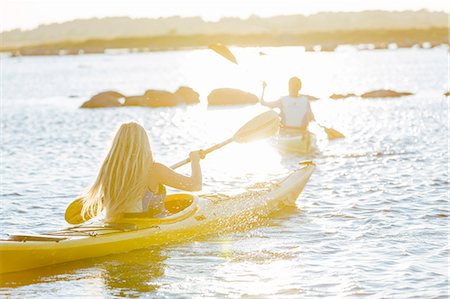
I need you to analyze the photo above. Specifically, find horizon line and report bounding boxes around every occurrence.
[2,8,448,34]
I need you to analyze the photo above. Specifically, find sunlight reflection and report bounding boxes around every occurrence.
[179,46,402,101]
[215,259,301,297]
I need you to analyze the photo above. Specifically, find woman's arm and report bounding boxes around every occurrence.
[154,151,203,192]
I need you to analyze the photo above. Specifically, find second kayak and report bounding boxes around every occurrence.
[273,128,317,154]
[0,161,315,274]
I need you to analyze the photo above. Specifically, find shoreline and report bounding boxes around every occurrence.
[2,27,447,57]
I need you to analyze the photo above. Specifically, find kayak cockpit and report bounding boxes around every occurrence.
[114,194,199,228]
[122,193,195,218]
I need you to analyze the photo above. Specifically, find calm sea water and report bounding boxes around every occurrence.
[0,47,449,298]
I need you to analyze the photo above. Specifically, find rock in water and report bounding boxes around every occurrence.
[207,88,259,106]
[330,93,357,100]
[80,91,124,108]
[175,86,200,104]
[144,90,180,107]
[123,87,200,108]
[361,90,413,99]
[123,95,151,107]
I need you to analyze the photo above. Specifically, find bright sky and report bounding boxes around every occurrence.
[0,0,448,32]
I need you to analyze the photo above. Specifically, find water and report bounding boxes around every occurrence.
[1,47,449,298]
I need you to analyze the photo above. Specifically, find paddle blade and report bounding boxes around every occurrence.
[65,197,90,224]
[208,43,238,64]
[233,110,280,143]
[324,127,345,139]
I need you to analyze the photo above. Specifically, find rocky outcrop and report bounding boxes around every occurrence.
[123,95,150,106]
[85,87,200,108]
[175,86,200,104]
[328,90,414,100]
[330,93,357,100]
[144,89,180,107]
[361,89,413,99]
[123,90,179,107]
[80,91,124,108]
[207,88,259,106]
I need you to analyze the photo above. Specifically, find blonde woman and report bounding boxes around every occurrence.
[81,121,203,222]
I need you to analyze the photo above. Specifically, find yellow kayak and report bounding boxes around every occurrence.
[0,162,315,274]
[274,129,317,154]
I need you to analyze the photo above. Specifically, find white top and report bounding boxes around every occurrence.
[279,96,313,128]
[124,186,166,217]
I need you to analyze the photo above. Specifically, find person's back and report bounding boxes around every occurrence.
[261,77,315,131]
[278,95,313,129]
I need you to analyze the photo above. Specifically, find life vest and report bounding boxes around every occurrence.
[279,96,312,128]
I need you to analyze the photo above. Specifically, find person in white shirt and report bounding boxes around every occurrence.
[261,77,315,132]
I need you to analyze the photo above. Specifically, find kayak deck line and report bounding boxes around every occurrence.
[6,223,143,242]
[0,163,315,274]
[68,223,140,231]
[7,235,69,242]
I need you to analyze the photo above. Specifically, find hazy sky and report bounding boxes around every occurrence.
[0,0,448,31]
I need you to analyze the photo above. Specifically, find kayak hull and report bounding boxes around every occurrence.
[0,162,315,274]
[274,129,317,154]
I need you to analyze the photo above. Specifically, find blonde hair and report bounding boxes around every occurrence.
[81,122,153,221]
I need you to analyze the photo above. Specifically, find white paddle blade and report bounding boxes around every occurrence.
[233,110,280,143]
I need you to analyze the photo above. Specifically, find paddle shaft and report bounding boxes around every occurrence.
[169,138,233,169]
[170,109,280,169]
[260,82,266,101]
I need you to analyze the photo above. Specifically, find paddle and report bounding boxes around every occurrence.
[170,110,279,169]
[317,124,345,139]
[65,111,280,224]
[208,43,238,65]
[260,82,344,140]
